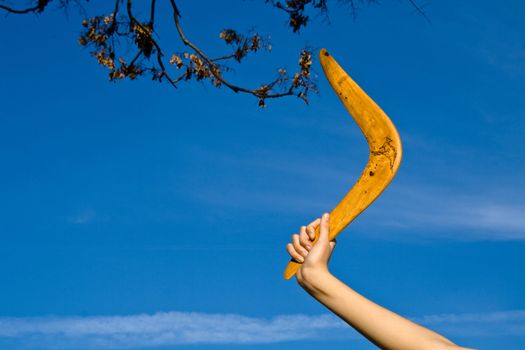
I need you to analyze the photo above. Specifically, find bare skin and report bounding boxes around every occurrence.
[286,213,474,350]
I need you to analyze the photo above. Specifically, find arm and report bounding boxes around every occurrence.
[286,213,473,350]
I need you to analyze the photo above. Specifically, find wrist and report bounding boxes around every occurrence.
[297,266,333,293]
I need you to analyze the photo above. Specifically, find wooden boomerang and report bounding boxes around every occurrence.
[283,48,402,280]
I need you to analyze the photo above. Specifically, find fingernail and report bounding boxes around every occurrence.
[323,213,329,219]
[306,244,312,250]
[297,256,304,263]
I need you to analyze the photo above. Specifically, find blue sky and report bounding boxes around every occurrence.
[0,0,524,349]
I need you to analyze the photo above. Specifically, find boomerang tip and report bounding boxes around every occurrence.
[283,261,300,280]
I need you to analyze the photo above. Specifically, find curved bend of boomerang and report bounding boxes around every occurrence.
[284,48,402,280]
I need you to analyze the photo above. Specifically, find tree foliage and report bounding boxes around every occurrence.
[0,0,427,107]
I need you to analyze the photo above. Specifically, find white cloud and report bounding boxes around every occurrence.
[180,139,525,241]
[413,310,525,337]
[1,309,524,349]
[187,153,525,239]
[371,185,525,240]
[0,312,350,349]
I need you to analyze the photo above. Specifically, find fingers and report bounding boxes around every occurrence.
[305,225,316,241]
[299,226,312,251]
[287,222,318,263]
[307,218,321,229]
[305,217,320,241]
[286,214,331,264]
[329,238,337,252]
[292,233,309,258]
[286,241,304,263]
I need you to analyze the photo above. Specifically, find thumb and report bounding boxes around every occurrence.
[318,213,330,245]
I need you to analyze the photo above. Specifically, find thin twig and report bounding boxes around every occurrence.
[149,0,156,25]
[0,2,45,14]
[168,0,297,99]
[406,0,431,24]
[126,0,177,87]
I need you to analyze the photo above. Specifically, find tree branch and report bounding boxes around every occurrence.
[125,0,176,87]
[168,0,316,106]
[149,0,156,26]
[0,0,50,14]
[7,0,433,107]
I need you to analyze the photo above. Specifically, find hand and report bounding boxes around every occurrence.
[286,213,336,288]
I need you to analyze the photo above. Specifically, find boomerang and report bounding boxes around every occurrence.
[284,48,402,280]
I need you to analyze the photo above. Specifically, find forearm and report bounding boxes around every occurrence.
[300,268,462,350]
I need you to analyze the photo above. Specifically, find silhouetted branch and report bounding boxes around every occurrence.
[0,0,429,107]
[267,0,429,31]
[168,0,316,106]
[0,0,50,14]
